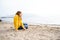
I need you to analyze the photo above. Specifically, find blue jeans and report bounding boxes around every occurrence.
[18,23,28,30]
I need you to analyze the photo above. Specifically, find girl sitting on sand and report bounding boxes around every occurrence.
[14,11,28,31]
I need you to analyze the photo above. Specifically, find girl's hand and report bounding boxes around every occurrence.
[23,28,26,30]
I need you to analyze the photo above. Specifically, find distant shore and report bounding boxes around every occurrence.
[0,19,2,22]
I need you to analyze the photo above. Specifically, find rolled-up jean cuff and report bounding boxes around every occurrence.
[23,23,28,29]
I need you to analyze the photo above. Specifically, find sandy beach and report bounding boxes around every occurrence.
[0,22,60,40]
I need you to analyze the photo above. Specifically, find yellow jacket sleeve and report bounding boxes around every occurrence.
[14,15,19,30]
[21,21,25,29]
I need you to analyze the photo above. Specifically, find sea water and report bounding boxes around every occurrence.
[1,16,60,25]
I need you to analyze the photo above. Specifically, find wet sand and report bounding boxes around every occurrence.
[0,22,60,40]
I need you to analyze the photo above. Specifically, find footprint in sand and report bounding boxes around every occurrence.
[56,39,60,40]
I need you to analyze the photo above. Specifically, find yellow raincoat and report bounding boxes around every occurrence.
[14,15,24,30]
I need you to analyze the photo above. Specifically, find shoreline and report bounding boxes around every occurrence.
[1,21,60,27]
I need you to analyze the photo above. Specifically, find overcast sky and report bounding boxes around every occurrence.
[0,0,60,17]
[0,0,60,24]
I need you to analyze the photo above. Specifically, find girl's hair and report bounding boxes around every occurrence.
[16,11,21,16]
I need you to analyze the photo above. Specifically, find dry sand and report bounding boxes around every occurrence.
[0,22,60,40]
